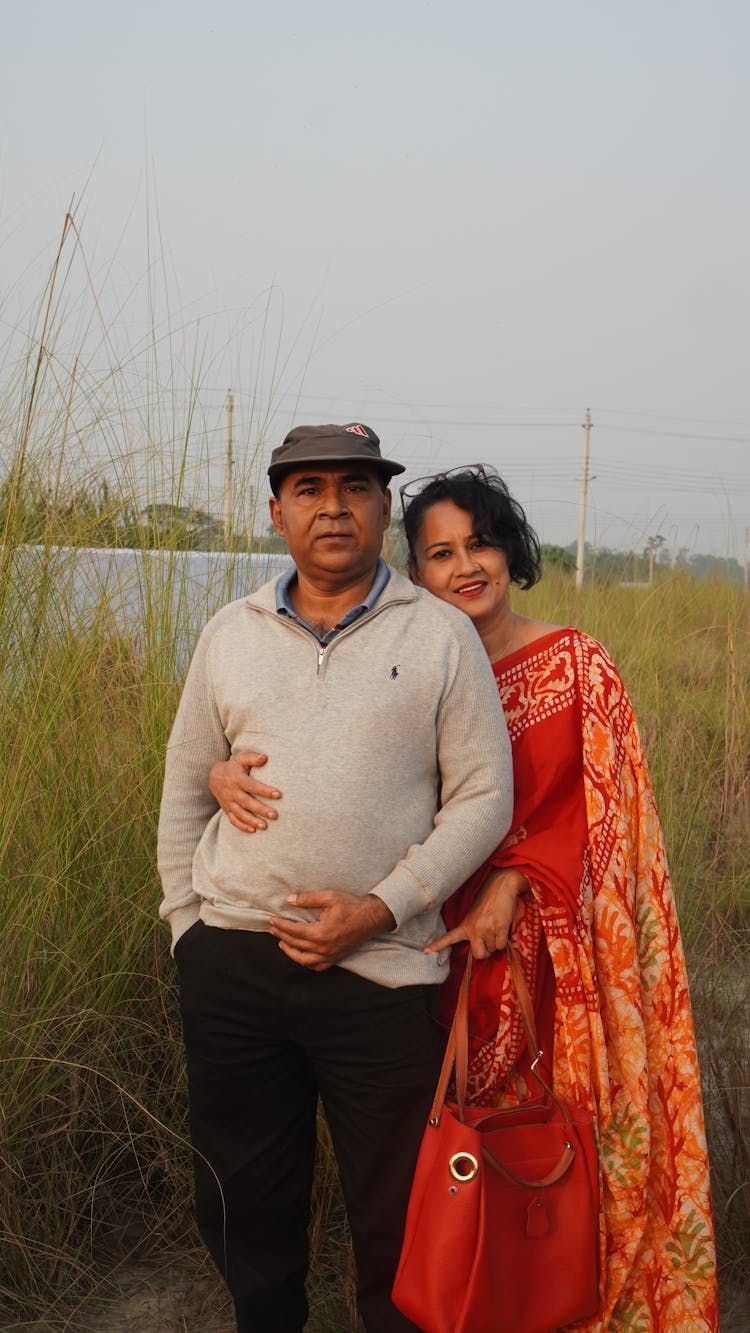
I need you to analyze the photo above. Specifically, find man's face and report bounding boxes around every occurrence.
[269,464,392,585]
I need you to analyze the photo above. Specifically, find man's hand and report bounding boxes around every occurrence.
[424,867,530,960]
[209,752,282,832]
[269,891,396,971]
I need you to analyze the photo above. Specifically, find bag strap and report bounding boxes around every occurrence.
[427,942,580,1190]
[506,942,550,1091]
[506,940,573,1125]
[428,940,569,1127]
[428,953,472,1126]
[482,1140,577,1189]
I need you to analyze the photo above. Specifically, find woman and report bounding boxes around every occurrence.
[209,467,718,1332]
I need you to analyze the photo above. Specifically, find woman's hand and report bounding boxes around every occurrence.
[209,752,282,832]
[425,867,530,959]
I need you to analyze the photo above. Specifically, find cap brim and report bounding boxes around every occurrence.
[268,451,405,481]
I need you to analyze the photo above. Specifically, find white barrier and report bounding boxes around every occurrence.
[4,545,293,675]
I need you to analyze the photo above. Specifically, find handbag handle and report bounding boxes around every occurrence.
[428,941,566,1126]
[427,942,579,1191]
[428,950,472,1126]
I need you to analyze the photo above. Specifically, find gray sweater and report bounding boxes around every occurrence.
[157,567,513,987]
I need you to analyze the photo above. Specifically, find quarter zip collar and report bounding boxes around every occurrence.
[246,564,418,676]
[247,563,417,619]
[275,556,391,645]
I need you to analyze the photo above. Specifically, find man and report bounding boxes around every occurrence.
[157,422,513,1332]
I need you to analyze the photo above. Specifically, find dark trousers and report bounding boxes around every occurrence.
[175,923,445,1333]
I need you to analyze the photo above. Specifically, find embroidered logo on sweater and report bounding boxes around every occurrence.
[390,665,399,679]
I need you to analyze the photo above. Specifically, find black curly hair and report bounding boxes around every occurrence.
[403,468,542,591]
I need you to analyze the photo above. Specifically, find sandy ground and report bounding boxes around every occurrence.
[76,1263,234,1332]
[2,1263,233,1333]
[3,1261,358,1332]
[5,1263,748,1331]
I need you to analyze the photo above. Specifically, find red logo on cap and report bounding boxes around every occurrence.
[345,424,368,437]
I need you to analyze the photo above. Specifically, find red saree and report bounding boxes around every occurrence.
[441,628,718,1332]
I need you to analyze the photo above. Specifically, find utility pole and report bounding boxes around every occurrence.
[575,409,592,590]
[224,390,234,547]
[744,526,748,592]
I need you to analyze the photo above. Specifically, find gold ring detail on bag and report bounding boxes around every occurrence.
[448,1152,479,1182]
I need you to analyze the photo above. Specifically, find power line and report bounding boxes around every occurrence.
[597,423,750,445]
[62,377,750,443]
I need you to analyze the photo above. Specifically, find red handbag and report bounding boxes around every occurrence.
[392,944,600,1333]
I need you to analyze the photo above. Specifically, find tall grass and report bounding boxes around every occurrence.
[0,525,357,1331]
[0,221,747,1330]
[0,213,325,1329]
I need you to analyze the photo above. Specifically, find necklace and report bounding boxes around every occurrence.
[484,610,523,662]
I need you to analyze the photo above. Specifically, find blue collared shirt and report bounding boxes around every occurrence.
[276,557,391,646]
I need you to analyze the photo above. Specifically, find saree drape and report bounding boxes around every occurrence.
[441,628,718,1332]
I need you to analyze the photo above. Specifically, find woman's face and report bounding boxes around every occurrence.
[410,499,511,629]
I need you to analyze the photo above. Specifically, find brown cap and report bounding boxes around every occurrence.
[267,422,405,494]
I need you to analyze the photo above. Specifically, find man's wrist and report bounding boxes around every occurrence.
[366,893,397,933]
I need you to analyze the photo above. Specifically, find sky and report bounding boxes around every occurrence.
[1,0,749,558]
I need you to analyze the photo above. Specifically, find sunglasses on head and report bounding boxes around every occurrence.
[398,464,487,517]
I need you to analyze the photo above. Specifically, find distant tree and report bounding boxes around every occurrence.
[247,524,289,555]
[645,534,666,584]
[620,550,646,583]
[384,522,409,572]
[541,544,575,573]
[139,504,224,550]
[688,553,744,584]
[588,547,626,581]
[0,471,141,548]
